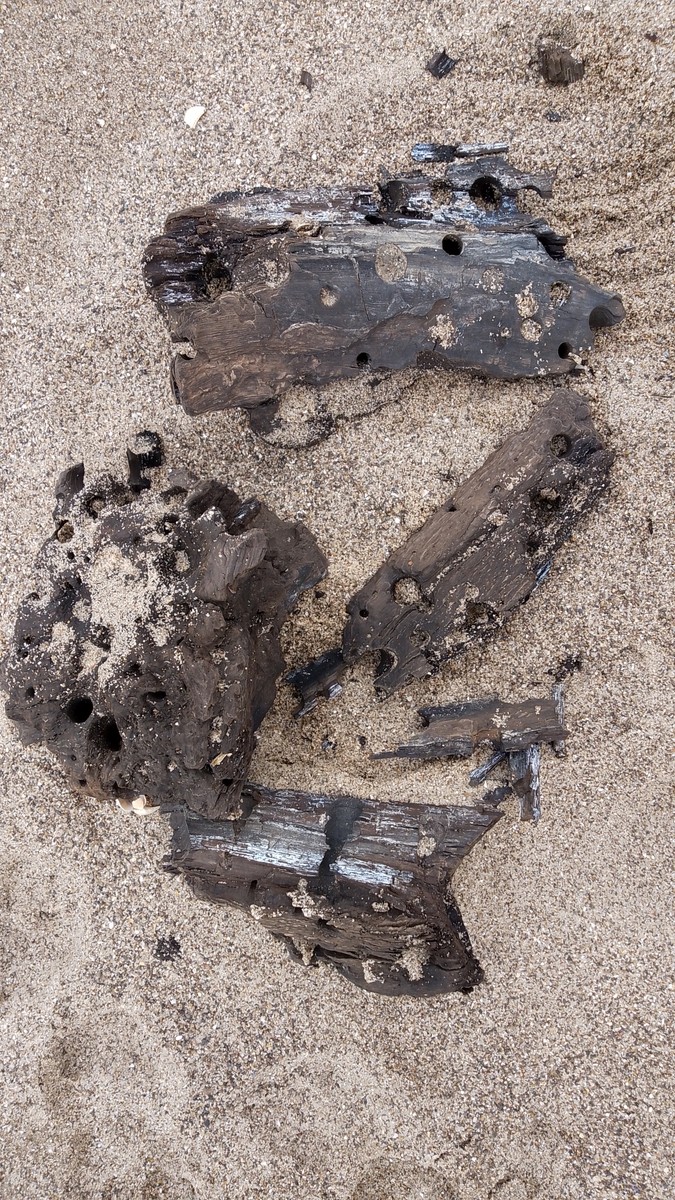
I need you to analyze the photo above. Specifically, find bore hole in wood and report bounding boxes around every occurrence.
[66,696,94,723]
[56,521,74,543]
[359,608,369,618]
[465,600,491,628]
[86,495,105,519]
[356,352,371,368]
[25,686,35,699]
[442,234,463,256]
[558,342,572,359]
[393,577,424,606]
[551,281,571,306]
[469,176,503,210]
[550,434,571,457]
[97,717,122,752]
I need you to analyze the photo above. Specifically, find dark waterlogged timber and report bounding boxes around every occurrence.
[289,391,613,712]
[373,689,566,824]
[143,151,623,417]
[2,442,326,820]
[166,784,506,996]
[373,692,566,760]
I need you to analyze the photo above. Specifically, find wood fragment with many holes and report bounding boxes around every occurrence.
[143,153,623,418]
[288,391,613,711]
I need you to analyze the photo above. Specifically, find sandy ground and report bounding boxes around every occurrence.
[1,2,674,1197]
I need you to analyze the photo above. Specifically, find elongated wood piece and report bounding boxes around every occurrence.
[2,445,326,820]
[373,693,566,760]
[166,784,504,996]
[289,391,613,709]
[143,153,623,416]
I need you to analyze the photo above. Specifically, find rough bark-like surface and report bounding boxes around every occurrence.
[373,693,566,760]
[142,152,624,417]
[289,391,613,709]
[166,784,504,996]
[2,446,326,819]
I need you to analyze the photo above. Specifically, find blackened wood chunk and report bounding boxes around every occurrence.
[167,784,505,996]
[538,42,585,85]
[426,50,458,79]
[290,391,613,709]
[2,445,326,820]
[142,153,623,417]
[374,693,566,760]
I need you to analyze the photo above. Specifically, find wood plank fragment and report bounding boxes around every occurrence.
[142,154,623,417]
[166,784,505,996]
[373,694,566,760]
[289,391,613,710]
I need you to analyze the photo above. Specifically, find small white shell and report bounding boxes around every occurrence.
[183,105,206,129]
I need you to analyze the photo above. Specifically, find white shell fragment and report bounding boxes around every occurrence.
[183,105,206,129]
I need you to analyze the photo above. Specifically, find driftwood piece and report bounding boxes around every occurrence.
[166,784,504,996]
[373,693,566,760]
[142,152,623,417]
[2,442,326,820]
[289,391,613,710]
[426,50,458,79]
[509,745,542,823]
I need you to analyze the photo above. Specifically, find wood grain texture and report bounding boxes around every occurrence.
[289,391,613,709]
[166,784,504,996]
[373,693,566,760]
[143,154,624,416]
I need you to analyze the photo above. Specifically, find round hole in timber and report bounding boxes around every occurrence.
[468,176,503,210]
[550,434,571,458]
[66,696,94,723]
[99,717,122,752]
[558,342,572,359]
[359,608,369,618]
[442,234,463,256]
[356,352,371,368]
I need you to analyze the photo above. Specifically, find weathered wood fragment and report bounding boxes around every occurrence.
[373,694,566,760]
[426,50,458,79]
[166,784,505,996]
[509,745,542,823]
[289,391,613,710]
[142,152,623,417]
[3,444,326,820]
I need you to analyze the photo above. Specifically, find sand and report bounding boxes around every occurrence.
[1,2,673,1197]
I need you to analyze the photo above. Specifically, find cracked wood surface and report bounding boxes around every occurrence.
[143,154,624,415]
[166,784,504,996]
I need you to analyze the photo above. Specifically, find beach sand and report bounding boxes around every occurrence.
[0,2,673,1197]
